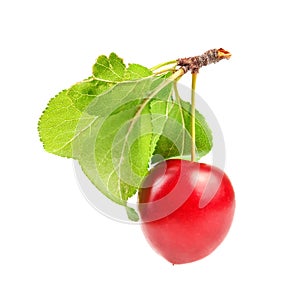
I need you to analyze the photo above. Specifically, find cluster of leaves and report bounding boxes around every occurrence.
[38,53,212,221]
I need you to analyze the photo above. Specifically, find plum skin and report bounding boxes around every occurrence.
[138,159,235,264]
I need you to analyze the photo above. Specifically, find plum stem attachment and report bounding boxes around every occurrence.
[191,73,197,162]
[177,48,231,73]
[151,48,231,76]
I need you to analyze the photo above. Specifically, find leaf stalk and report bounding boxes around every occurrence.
[150,60,177,72]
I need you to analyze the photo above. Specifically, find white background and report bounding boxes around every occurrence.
[1,0,299,299]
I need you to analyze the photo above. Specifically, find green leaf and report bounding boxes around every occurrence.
[85,77,154,117]
[74,97,172,205]
[71,75,172,206]
[67,53,153,112]
[126,206,140,222]
[85,101,153,203]
[92,53,152,83]
[67,78,113,111]
[151,99,213,161]
[38,90,97,158]
[38,58,172,215]
[125,64,152,80]
[93,52,126,82]
[84,73,172,119]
